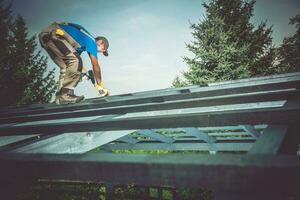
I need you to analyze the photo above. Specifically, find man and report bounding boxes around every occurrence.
[39,21,109,104]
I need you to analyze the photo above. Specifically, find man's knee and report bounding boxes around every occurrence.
[67,53,83,74]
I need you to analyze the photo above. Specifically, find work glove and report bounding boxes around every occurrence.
[95,82,110,97]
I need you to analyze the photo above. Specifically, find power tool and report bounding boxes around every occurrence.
[81,68,109,96]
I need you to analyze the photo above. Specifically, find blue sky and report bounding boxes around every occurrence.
[9,0,300,99]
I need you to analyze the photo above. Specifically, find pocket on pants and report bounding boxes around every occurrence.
[74,52,83,72]
[52,39,71,56]
[39,34,50,48]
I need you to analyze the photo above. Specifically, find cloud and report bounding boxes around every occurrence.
[126,14,163,31]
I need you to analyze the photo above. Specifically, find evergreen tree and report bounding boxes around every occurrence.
[277,13,300,73]
[0,1,12,98]
[0,2,56,107]
[173,0,277,87]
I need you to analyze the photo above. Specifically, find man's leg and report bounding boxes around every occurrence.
[39,32,84,104]
[60,51,83,90]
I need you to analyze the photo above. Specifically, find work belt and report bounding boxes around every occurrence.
[40,23,83,72]
[40,22,81,51]
[41,32,73,56]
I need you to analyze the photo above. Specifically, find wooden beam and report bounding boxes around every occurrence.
[10,130,135,154]
[248,125,288,155]
[138,130,175,144]
[208,72,300,86]
[0,135,38,148]
[155,125,267,132]
[182,128,215,143]
[1,74,299,119]
[208,131,251,136]
[278,125,300,155]
[117,135,139,144]
[182,128,217,153]
[0,101,299,136]
[1,72,297,115]
[0,153,298,194]
[1,88,299,124]
[240,125,261,138]
[102,142,253,152]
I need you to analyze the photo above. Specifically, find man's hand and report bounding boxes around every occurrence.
[88,52,109,96]
[95,82,109,97]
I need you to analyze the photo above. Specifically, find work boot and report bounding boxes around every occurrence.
[55,88,84,105]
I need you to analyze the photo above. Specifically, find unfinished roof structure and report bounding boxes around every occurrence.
[0,72,299,199]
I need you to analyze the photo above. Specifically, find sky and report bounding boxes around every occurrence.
[8,0,300,99]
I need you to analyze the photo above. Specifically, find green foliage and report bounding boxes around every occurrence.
[0,2,56,107]
[23,181,213,200]
[172,75,188,87]
[173,0,278,87]
[112,149,170,154]
[277,13,300,73]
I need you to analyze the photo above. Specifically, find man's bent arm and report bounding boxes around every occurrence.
[89,54,102,84]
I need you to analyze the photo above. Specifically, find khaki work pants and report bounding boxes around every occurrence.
[38,23,82,92]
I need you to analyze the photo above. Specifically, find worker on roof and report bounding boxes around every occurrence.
[39,21,109,104]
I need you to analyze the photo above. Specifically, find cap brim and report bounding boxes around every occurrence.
[103,51,108,56]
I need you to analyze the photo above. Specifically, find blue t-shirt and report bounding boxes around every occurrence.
[58,23,98,58]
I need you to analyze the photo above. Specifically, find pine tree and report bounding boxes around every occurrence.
[0,1,12,99]
[277,13,300,73]
[0,3,56,107]
[173,0,277,87]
